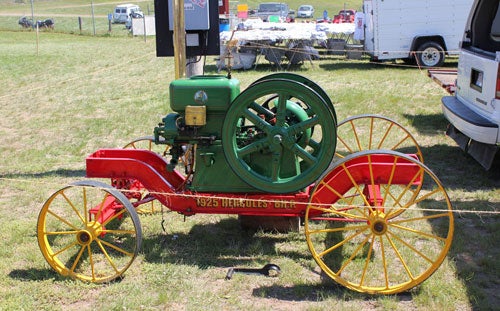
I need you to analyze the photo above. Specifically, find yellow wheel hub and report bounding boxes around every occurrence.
[76,221,103,246]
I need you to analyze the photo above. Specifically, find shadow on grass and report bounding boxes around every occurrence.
[0,169,85,179]
[417,144,500,187]
[9,268,61,282]
[141,217,305,268]
[252,283,416,302]
[402,112,449,136]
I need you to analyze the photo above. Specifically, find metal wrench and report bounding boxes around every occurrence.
[225,264,281,280]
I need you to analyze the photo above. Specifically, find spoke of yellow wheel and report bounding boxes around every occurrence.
[336,233,371,275]
[318,228,368,258]
[349,120,363,151]
[382,184,419,218]
[381,156,398,207]
[390,223,447,242]
[94,192,110,222]
[308,204,367,221]
[390,133,411,151]
[104,229,137,235]
[394,170,421,206]
[379,235,389,289]
[70,244,86,274]
[45,230,79,235]
[61,192,86,224]
[101,208,127,227]
[82,187,88,223]
[410,187,445,206]
[335,136,353,156]
[317,180,368,217]
[96,240,120,274]
[387,230,435,264]
[376,122,392,149]
[47,209,80,231]
[97,238,135,257]
[88,244,96,281]
[342,163,373,212]
[308,223,369,235]
[386,169,423,218]
[51,240,79,257]
[359,234,375,287]
[386,232,415,281]
[368,118,374,149]
[390,212,451,225]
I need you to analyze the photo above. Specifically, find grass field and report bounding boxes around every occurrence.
[1,1,499,310]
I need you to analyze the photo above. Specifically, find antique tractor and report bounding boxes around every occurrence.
[37,73,454,294]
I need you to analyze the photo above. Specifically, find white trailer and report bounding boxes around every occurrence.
[362,0,473,67]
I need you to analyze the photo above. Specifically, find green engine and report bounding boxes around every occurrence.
[154,74,337,194]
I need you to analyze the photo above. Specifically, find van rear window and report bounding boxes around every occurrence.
[491,4,500,40]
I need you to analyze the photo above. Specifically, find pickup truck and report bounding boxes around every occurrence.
[250,2,294,22]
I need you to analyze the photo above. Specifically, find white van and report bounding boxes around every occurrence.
[113,4,142,24]
[441,0,500,169]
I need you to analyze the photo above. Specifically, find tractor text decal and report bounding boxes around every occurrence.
[195,198,297,209]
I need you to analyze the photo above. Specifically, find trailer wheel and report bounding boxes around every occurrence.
[37,181,142,283]
[416,42,444,67]
[304,150,453,294]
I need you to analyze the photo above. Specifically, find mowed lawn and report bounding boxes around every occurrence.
[0,19,499,311]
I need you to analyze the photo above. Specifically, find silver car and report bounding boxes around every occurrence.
[297,5,314,18]
[442,0,500,169]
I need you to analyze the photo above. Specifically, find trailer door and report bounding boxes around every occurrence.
[363,0,375,55]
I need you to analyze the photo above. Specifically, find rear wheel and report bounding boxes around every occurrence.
[305,150,453,294]
[335,114,423,163]
[416,42,445,67]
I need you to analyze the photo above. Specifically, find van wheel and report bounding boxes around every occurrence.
[416,42,445,67]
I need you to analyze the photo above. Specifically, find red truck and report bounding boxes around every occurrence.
[332,9,356,23]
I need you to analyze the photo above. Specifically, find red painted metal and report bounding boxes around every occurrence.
[86,149,422,218]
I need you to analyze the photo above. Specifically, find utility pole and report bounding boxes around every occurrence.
[173,0,186,79]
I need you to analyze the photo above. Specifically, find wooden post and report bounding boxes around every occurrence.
[173,0,186,79]
[143,15,147,42]
[91,0,96,36]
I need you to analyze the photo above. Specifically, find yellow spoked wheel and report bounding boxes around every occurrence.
[335,114,423,163]
[305,150,453,294]
[37,180,142,283]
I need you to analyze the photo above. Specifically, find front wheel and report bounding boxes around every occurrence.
[37,180,142,283]
[416,42,445,67]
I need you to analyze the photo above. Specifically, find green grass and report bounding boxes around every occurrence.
[1,1,499,310]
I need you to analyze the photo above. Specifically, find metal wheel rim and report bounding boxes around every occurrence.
[37,180,142,283]
[304,150,454,294]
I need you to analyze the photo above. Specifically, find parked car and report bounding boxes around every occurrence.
[332,9,356,23]
[113,4,142,24]
[251,2,293,22]
[441,0,500,169]
[297,5,314,18]
[125,11,144,29]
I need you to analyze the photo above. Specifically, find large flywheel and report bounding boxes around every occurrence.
[222,79,337,193]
